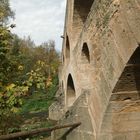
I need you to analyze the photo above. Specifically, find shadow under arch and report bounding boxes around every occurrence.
[73,0,94,24]
[72,0,95,41]
[66,35,70,60]
[81,42,90,63]
[66,74,76,107]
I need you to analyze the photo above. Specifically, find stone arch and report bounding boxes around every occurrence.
[65,35,70,60]
[100,45,140,139]
[113,45,140,94]
[73,0,94,24]
[81,42,90,63]
[66,74,76,107]
[73,0,94,40]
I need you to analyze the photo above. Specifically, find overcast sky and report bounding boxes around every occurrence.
[10,0,66,51]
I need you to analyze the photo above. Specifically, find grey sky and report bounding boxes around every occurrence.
[10,0,66,51]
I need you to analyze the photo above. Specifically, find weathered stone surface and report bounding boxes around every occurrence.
[49,0,140,139]
[52,93,95,140]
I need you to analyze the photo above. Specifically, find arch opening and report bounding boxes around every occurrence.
[81,43,90,63]
[112,45,140,100]
[73,0,94,40]
[66,35,70,60]
[102,46,140,139]
[74,0,94,24]
[66,74,76,107]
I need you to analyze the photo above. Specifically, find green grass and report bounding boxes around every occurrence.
[20,93,53,114]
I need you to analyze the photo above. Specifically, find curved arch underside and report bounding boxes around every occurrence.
[81,43,90,63]
[74,0,94,23]
[67,74,76,107]
[73,0,94,41]
[66,35,70,60]
[100,45,140,139]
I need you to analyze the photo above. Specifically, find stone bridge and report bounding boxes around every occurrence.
[49,0,140,139]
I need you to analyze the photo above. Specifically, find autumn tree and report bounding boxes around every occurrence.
[0,0,60,133]
[0,0,14,25]
[0,0,25,119]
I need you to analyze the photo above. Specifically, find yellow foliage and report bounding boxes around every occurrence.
[6,84,15,91]
[18,65,24,71]
[46,77,52,87]
[22,86,28,92]
[37,60,45,67]
[11,107,19,113]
